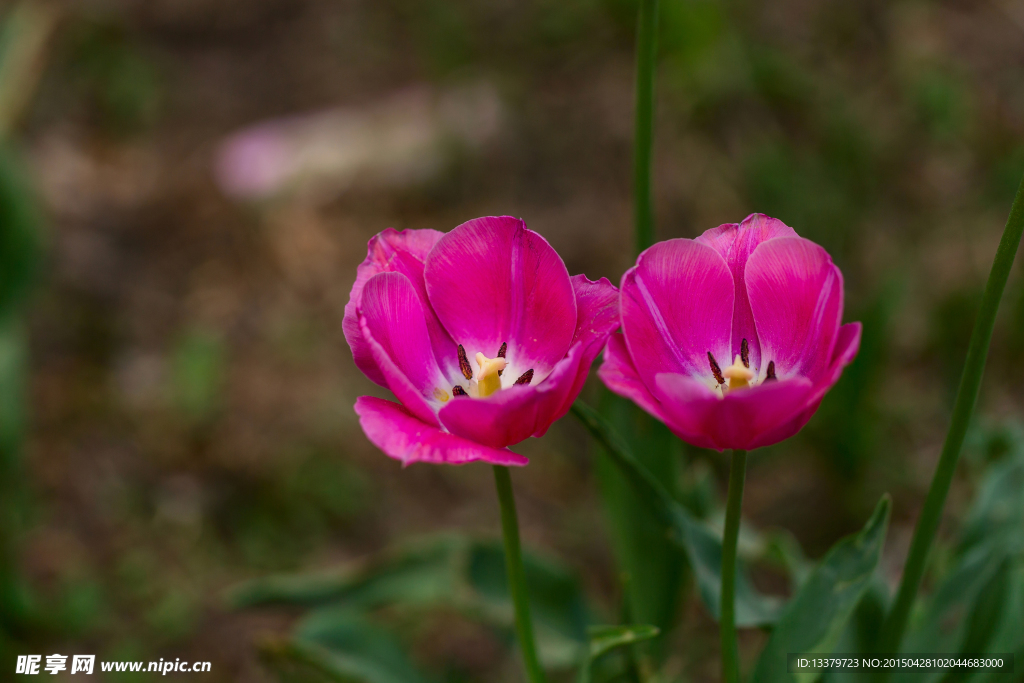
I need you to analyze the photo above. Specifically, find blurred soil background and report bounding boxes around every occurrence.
[6,0,1024,680]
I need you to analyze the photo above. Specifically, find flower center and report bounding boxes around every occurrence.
[707,338,777,394]
[444,343,535,400]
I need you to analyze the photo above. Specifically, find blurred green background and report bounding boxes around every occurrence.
[1,0,1023,680]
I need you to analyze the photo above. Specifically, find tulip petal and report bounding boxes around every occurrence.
[359,277,444,428]
[439,384,538,449]
[424,216,577,381]
[355,396,528,466]
[754,323,862,447]
[811,321,861,402]
[696,214,797,372]
[545,275,621,422]
[570,275,620,347]
[344,228,457,386]
[620,239,733,392]
[746,237,843,382]
[361,271,450,398]
[598,333,668,423]
[654,373,816,451]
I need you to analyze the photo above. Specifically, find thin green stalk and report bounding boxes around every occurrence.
[877,173,1024,662]
[493,465,548,683]
[720,449,747,683]
[633,0,659,255]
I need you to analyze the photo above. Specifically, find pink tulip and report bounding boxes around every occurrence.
[345,216,619,466]
[599,214,861,451]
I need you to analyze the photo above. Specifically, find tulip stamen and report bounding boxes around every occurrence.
[497,342,507,376]
[740,338,750,368]
[452,385,467,396]
[708,352,725,386]
[765,360,777,381]
[433,387,451,402]
[457,345,473,380]
[514,369,534,386]
[474,352,507,397]
[723,355,754,391]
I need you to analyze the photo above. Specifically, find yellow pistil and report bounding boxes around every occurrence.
[723,355,754,391]
[475,352,507,398]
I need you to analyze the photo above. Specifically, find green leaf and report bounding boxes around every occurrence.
[586,624,660,659]
[968,559,1024,683]
[228,536,462,610]
[263,608,432,683]
[572,400,781,627]
[230,535,591,670]
[750,495,891,683]
[957,451,1024,554]
[899,542,1010,661]
[593,392,686,662]
[820,579,890,683]
[893,442,1024,683]
[576,624,660,683]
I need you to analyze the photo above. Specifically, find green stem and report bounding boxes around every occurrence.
[493,465,548,683]
[0,1,59,140]
[877,173,1024,662]
[720,449,747,683]
[633,0,659,255]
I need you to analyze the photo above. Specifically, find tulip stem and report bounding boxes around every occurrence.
[876,173,1024,666]
[721,448,747,683]
[633,0,659,255]
[493,465,547,683]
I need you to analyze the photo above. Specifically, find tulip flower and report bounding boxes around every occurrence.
[597,213,860,682]
[599,213,861,452]
[344,216,619,467]
[345,216,616,683]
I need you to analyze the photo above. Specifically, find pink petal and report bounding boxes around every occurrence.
[344,228,457,387]
[544,275,620,421]
[810,322,861,403]
[749,399,822,450]
[745,237,843,382]
[424,216,577,381]
[755,322,863,445]
[695,214,797,372]
[570,275,620,347]
[360,272,449,399]
[355,396,528,466]
[620,239,734,391]
[598,333,668,423]
[439,277,619,449]
[438,384,538,449]
[654,374,816,451]
[359,304,442,429]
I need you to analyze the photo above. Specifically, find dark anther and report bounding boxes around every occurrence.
[708,352,725,385]
[766,360,777,381]
[740,338,750,368]
[497,342,507,376]
[514,369,534,386]
[457,345,473,380]
[452,385,467,396]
